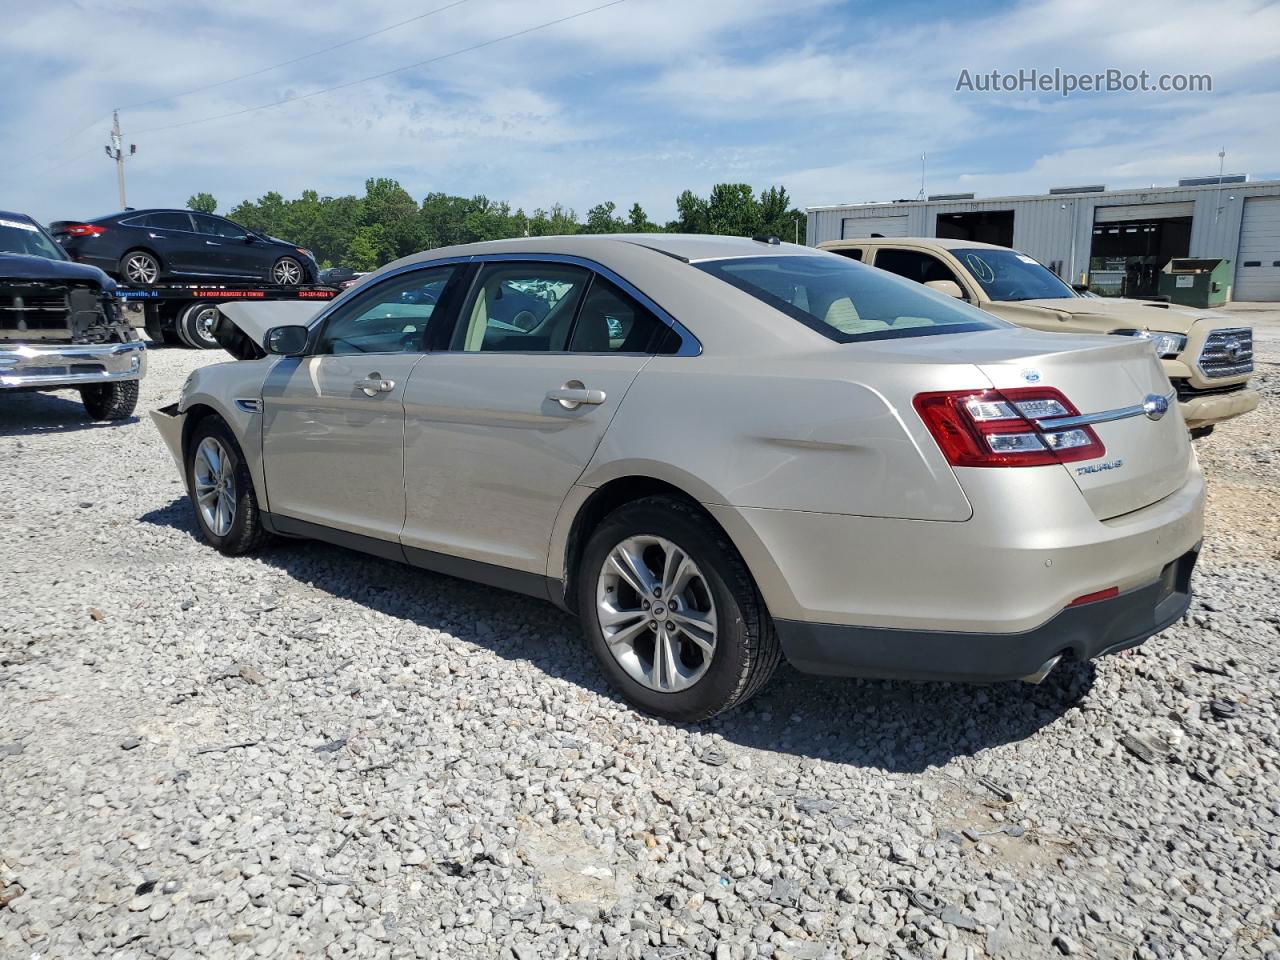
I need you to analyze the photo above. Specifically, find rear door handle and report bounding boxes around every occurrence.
[547,380,606,410]
[356,374,396,396]
[205,240,221,246]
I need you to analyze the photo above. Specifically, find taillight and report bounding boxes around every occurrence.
[913,387,1105,468]
[60,223,106,237]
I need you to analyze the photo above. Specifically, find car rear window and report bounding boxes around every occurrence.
[696,254,1008,343]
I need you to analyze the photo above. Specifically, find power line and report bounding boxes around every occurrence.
[134,0,630,136]
[119,0,472,112]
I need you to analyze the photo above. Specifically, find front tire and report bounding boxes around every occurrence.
[185,417,265,555]
[120,250,161,285]
[271,257,304,286]
[80,380,138,420]
[1190,425,1215,440]
[578,496,780,722]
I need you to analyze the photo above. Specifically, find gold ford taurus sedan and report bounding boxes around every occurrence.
[152,235,1204,721]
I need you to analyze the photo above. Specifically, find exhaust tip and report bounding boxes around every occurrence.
[1021,654,1062,685]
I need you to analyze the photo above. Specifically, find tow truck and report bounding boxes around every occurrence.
[119,281,340,349]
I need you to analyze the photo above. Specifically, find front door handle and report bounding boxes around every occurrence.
[205,240,221,246]
[547,380,606,410]
[356,374,396,397]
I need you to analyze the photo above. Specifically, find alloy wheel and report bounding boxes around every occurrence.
[596,535,718,693]
[272,258,302,285]
[124,254,159,284]
[193,437,236,537]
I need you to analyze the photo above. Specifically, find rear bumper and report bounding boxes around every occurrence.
[0,339,146,389]
[777,546,1197,681]
[1179,386,1259,429]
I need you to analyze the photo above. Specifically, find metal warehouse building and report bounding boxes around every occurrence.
[806,177,1280,301]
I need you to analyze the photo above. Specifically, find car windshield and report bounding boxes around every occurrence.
[953,248,1076,301]
[696,254,1008,343]
[0,216,66,261]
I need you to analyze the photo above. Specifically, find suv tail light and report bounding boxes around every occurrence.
[58,223,106,237]
[913,387,1105,467]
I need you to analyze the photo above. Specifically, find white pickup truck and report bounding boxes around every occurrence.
[1,211,145,420]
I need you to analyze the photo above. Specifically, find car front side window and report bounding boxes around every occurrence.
[316,266,458,356]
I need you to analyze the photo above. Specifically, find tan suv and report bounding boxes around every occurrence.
[819,238,1258,436]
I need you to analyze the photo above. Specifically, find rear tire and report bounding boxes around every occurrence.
[119,250,162,285]
[577,495,780,722]
[178,302,223,350]
[80,380,138,420]
[184,416,265,555]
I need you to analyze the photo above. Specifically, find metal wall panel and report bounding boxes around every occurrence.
[807,180,1280,297]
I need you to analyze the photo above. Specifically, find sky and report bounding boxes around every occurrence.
[2,0,1279,225]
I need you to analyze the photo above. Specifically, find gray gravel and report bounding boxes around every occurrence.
[2,312,1279,960]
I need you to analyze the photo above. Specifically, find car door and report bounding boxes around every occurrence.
[399,259,682,576]
[141,211,202,274]
[190,214,239,276]
[260,263,464,546]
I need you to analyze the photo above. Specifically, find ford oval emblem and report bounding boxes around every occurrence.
[1143,394,1170,421]
[1021,368,1041,383]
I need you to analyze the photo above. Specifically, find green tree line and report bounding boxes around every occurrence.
[188,179,806,270]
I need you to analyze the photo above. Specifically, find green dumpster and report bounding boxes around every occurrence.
[1159,258,1232,308]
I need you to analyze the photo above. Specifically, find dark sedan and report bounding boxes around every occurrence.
[51,209,318,286]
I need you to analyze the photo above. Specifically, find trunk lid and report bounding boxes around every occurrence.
[974,332,1191,519]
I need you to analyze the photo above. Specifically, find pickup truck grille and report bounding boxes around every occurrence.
[0,283,71,335]
[1199,327,1253,379]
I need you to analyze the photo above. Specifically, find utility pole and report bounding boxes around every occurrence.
[916,153,927,200]
[1217,146,1226,183]
[104,110,136,209]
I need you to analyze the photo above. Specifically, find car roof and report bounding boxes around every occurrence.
[822,236,1010,252]
[0,210,38,223]
[90,208,209,222]
[394,233,819,267]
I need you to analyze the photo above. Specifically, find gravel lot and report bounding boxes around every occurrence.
[2,309,1279,960]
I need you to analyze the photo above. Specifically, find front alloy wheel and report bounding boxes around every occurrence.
[597,536,719,692]
[193,436,236,537]
[271,257,304,285]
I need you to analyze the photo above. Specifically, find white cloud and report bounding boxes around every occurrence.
[0,0,1276,228]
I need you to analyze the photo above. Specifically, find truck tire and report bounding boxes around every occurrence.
[178,302,223,350]
[81,380,139,421]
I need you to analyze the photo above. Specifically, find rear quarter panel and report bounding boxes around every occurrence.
[581,351,979,521]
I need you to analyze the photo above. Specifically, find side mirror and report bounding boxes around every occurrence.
[1071,282,1089,293]
[242,234,258,244]
[924,279,965,299]
[265,325,310,356]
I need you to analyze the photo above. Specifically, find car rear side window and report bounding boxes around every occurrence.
[568,276,680,354]
[696,255,1007,343]
[147,212,194,231]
